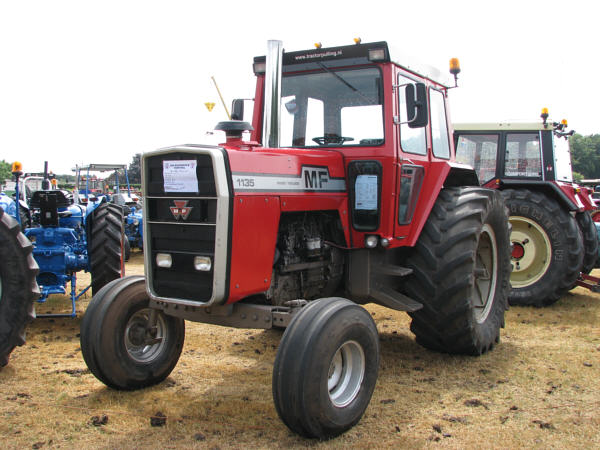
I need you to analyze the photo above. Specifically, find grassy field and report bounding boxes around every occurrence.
[1,251,599,449]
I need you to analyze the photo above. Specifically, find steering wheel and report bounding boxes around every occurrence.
[312,135,354,146]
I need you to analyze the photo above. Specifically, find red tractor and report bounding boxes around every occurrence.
[454,114,598,306]
[81,40,511,438]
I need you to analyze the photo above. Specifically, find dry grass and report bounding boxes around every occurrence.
[1,251,599,449]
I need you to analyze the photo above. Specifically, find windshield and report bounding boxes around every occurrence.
[280,67,384,147]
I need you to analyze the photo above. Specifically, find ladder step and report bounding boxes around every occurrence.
[371,285,422,312]
[376,264,413,277]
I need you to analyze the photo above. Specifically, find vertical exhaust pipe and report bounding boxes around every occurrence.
[42,160,50,190]
[263,40,283,148]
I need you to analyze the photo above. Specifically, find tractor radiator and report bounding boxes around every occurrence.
[143,146,231,304]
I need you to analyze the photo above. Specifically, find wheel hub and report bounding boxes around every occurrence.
[327,340,365,408]
[127,321,147,346]
[511,242,525,260]
[473,224,498,324]
[509,216,551,287]
[124,308,166,363]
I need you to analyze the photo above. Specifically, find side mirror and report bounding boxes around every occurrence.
[405,83,428,128]
[231,99,245,120]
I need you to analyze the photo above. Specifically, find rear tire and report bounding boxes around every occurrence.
[404,187,510,355]
[575,211,598,275]
[0,207,38,367]
[89,203,124,295]
[80,276,185,390]
[502,189,583,307]
[123,234,131,262]
[273,298,379,439]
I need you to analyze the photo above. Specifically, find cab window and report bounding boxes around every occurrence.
[397,74,427,155]
[430,89,450,159]
[504,133,542,178]
[280,67,384,147]
[455,134,499,183]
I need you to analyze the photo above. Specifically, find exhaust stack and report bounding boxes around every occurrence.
[263,40,283,148]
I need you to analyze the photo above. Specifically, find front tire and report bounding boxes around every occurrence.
[404,187,511,355]
[273,298,379,439]
[502,189,583,306]
[80,276,185,390]
[0,207,38,367]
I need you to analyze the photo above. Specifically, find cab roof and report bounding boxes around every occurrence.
[453,122,550,132]
[254,41,452,87]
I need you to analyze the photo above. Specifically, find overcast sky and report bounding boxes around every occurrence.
[1,0,598,175]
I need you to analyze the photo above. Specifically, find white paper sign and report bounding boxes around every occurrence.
[355,175,378,210]
[163,160,198,193]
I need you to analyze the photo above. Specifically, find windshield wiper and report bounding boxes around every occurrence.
[316,62,376,105]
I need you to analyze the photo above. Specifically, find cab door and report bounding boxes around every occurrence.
[393,72,430,244]
[393,73,455,247]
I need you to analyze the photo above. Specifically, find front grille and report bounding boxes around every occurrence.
[143,147,230,303]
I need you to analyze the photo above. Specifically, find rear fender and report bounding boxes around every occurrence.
[398,161,477,247]
[498,180,593,212]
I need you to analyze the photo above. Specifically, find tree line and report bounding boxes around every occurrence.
[0,153,142,189]
[570,134,600,181]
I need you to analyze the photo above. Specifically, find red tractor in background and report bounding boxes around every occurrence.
[454,114,599,306]
[81,40,511,438]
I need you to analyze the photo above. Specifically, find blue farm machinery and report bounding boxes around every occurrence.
[5,162,125,317]
[73,163,143,259]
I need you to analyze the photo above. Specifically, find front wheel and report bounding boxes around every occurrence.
[80,276,185,390]
[272,298,379,439]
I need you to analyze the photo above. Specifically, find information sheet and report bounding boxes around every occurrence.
[163,160,198,193]
[355,175,378,210]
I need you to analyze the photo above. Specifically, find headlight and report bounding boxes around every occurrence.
[133,218,139,226]
[365,235,378,248]
[194,256,212,271]
[156,253,172,268]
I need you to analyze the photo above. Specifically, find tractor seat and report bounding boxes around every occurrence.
[29,190,72,227]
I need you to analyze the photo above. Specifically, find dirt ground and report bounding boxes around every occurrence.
[1,251,599,449]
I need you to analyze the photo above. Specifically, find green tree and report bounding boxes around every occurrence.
[572,171,584,182]
[0,160,12,184]
[128,153,141,184]
[571,134,600,179]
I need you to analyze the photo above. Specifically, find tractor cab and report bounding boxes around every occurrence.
[453,113,595,212]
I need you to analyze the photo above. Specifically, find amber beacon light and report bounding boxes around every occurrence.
[449,58,461,88]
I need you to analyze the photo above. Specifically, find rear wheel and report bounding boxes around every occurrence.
[80,275,185,390]
[575,211,599,275]
[19,207,31,229]
[123,234,131,262]
[0,207,38,367]
[89,203,124,295]
[502,189,583,306]
[404,187,511,355]
[273,298,379,439]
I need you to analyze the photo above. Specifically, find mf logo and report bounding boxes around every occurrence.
[170,200,193,220]
[302,167,329,189]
